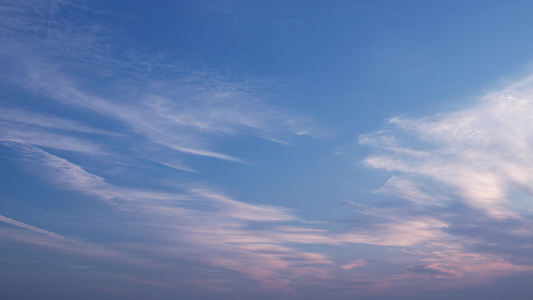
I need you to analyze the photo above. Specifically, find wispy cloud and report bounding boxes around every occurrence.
[362,75,533,219]
[5,0,533,297]
[342,259,367,270]
[1,141,109,198]
[0,0,324,172]
[0,214,65,239]
[18,63,321,163]
[0,214,161,269]
[358,74,533,289]
[339,218,449,247]
[0,2,336,293]
[0,141,335,292]
[5,133,532,294]
[0,8,330,293]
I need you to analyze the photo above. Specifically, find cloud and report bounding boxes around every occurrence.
[0,2,337,292]
[0,7,334,292]
[0,0,325,173]
[405,264,459,278]
[376,176,447,206]
[0,214,163,270]
[342,260,367,270]
[7,139,530,293]
[0,107,111,155]
[358,74,533,289]
[0,214,65,239]
[5,0,533,296]
[189,189,296,222]
[0,129,105,155]
[0,142,335,291]
[0,108,109,135]
[362,75,533,219]
[1,141,110,198]
[339,218,449,247]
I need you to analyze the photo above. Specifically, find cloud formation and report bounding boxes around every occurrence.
[0,214,65,239]
[363,76,533,219]
[2,1,533,298]
[1,0,324,171]
[359,74,533,288]
[0,140,336,293]
[4,72,533,296]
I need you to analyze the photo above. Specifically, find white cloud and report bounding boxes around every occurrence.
[339,218,449,247]
[0,214,65,239]
[355,74,533,290]
[362,75,533,219]
[0,108,108,134]
[2,141,109,197]
[0,0,325,170]
[342,259,367,270]
[2,51,321,165]
[189,189,295,222]
[377,176,445,206]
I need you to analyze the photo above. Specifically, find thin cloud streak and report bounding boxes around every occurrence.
[0,214,65,239]
[1,141,109,198]
[342,260,367,270]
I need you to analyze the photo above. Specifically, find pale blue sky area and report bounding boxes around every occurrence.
[2,1,533,299]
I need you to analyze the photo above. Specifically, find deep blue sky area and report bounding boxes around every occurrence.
[2,1,533,299]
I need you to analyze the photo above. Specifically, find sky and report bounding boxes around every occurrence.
[2,1,533,299]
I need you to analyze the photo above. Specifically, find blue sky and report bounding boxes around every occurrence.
[2,1,533,299]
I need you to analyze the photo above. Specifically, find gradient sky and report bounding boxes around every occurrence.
[2,1,533,299]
